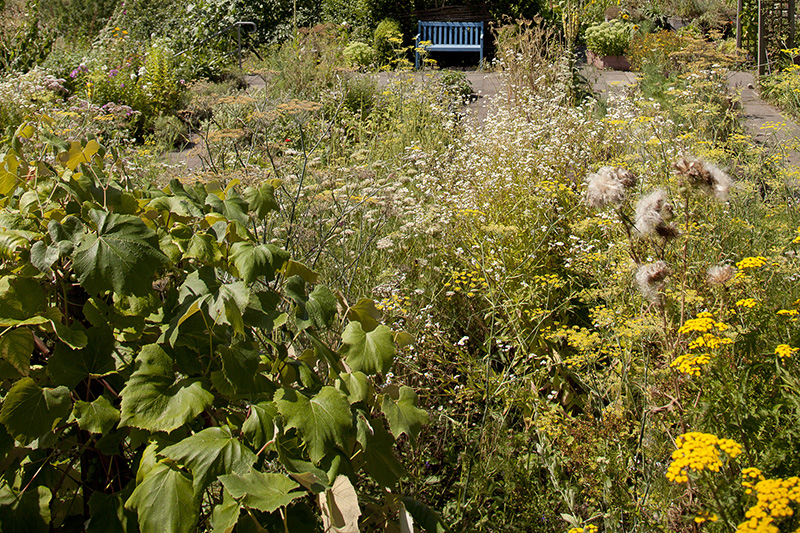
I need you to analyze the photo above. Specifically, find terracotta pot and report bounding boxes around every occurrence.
[586,50,631,71]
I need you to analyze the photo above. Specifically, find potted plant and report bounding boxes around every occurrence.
[584,19,636,70]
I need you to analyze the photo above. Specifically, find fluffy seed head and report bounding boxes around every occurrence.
[674,156,732,201]
[636,261,670,303]
[585,166,636,209]
[707,265,737,286]
[635,189,676,239]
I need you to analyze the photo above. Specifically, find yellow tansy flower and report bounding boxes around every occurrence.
[666,432,742,483]
[775,344,798,360]
[736,256,768,269]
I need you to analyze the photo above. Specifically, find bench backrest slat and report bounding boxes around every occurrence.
[415,20,484,69]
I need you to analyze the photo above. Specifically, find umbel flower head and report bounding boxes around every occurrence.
[635,189,678,239]
[674,156,732,201]
[585,166,637,209]
[635,261,670,302]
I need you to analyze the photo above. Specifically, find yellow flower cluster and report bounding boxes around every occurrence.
[775,344,798,360]
[567,526,598,533]
[672,312,733,376]
[742,467,766,494]
[694,511,719,524]
[376,294,410,315]
[666,432,742,483]
[671,353,712,377]
[736,256,768,269]
[793,226,800,244]
[678,312,730,335]
[689,333,734,350]
[737,476,800,533]
[736,298,759,308]
[444,269,489,298]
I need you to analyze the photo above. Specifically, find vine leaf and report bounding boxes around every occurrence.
[275,386,353,464]
[345,299,382,332]
[219,470,303,514]
[119,344,213,433]
[73,209,168,296]
[242,402,277,451]
[243,181,280,219]
[381,385,428,445]
[358,416,404,488]
[86,484,137,533]
[73,396,120,435]
[160,426,257,491]
[319,475,361,533]
[0,377,71,444]
[0,484,52,533]
[340,322,396,376]
[209,488,240,533]
[125,461,199,533]
[229,242,288,284]
[0,328,32,376]
[401,496,449,533]
[47,327,115,388]
[0,276,45,324]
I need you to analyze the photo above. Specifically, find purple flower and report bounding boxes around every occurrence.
[70,69,79,78]
[120,83,125,88]
[109,69,119,78]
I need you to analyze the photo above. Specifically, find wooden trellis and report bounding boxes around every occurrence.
[737,0,798,74]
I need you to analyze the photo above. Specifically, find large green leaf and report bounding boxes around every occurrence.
[381,386,428,445]
[47,326,115,388]
[0,276,45,324]
[401,496,449,533]
[340,322,396,376]
[205,194,249,225]
[243,181,280,219]
[276,386,353,464]
[207,282,249,335]
[119,345,213,433]
[146,195,204,219]
[345,299,382,333]
[358,416,404,489]
[73,395,120,434]
[160,426,257,491]
[125,461,199,533]
[0,328,32,376]
[0,483,51,533]
[219,470,303,514]
[73,209,169,295]
[210,488,240,533]
[211,345,264,397]
[184,232,223,263]
[0,378,71,444]
[229,242,288,284]
[306,284,338,330]
[242,402,277,451]
[86,484,138,533]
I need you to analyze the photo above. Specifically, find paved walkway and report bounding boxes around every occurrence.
[582,65,800,166]
[170,66,800,170]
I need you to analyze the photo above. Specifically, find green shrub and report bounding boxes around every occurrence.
[584,19,635,56]
[344,41,377,69]
[373,18,402,66]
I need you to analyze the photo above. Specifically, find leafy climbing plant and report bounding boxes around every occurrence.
[0,118,438,532]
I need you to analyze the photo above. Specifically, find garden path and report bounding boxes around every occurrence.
[169,68,800,170]
[727,71,800,166]
[585,66,800,167]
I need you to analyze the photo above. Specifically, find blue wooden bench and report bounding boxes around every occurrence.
[415,21,484,69]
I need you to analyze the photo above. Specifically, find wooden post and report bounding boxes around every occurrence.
[757,0,766,75]
[790,0,797,49]
[736,0,743,49]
